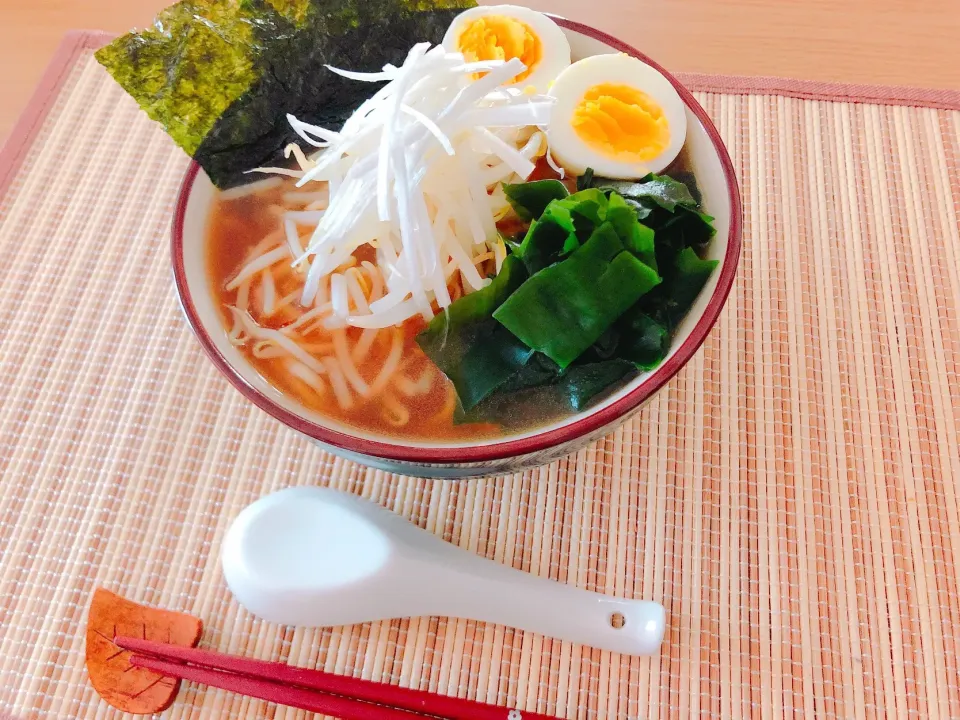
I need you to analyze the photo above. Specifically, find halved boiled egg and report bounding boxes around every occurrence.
[547,53,688,178]
[442,5,570,92]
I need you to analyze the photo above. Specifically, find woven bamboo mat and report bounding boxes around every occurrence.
[1,31,959,720]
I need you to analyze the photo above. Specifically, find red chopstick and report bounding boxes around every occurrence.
[116,636,560,720]
[132,653,426,720]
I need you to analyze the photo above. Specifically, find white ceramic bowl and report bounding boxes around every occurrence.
[172,18,742,478]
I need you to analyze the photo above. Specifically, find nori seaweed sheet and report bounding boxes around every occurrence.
[97,0,475,188]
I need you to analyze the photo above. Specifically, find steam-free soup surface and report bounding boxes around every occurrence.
[207,181,502,441]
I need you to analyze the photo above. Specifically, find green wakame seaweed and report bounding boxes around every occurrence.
[445,171,717,424]
[494,221,661,369]
[416,256,532,411]
[96,0,475,188]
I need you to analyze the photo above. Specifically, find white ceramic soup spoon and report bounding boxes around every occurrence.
[221,486,665,656]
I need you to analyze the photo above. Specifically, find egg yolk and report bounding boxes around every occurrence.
[572,83,670,162]
[456,15,542,83]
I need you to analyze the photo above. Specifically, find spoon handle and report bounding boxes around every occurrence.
[414,556,665,656]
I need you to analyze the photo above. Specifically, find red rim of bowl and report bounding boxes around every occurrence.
[171,17,742,465]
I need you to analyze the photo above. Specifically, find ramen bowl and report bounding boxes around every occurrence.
[172,18,742,478]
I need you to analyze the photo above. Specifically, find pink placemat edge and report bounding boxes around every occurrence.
[2,29,959,203]
[0,30,114,201]
[678,70,960,111]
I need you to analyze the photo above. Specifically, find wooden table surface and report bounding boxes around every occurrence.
[1,0,959,142]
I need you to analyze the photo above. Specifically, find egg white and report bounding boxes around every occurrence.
[442,5,571,93]
[547,53,688,178]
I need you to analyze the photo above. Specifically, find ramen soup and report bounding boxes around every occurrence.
[207,175,502,441]
[207,155,713,441]
[194,6,719,442]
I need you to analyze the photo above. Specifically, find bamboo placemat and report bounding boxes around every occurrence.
[1,31,959,720]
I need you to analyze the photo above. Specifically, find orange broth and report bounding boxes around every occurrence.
[206,180,504,441]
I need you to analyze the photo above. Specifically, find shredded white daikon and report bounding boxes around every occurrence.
[287,360,327,394]
[227,307,327,374]
[255,45,553,329]
[545,144,566,179]
[226,246,290,291]
[261,269,276,315]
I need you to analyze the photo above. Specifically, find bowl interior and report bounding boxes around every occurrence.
[175,21,738,458]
